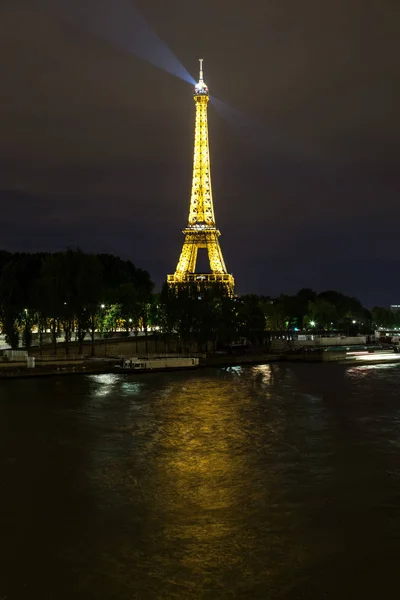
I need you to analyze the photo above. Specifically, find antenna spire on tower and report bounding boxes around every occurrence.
[199,58,204,82]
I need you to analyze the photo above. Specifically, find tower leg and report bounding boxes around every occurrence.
[207,233,228,273]
[175,238,198,275]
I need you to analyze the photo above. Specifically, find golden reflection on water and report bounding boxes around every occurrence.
[88,366,306,595]
[153,375,255,578]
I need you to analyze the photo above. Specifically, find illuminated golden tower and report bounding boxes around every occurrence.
[167,59,234,294]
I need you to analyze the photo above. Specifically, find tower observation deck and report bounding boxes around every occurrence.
[167,59,234,295]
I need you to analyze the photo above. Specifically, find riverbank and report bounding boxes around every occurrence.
[2,348,400,379]
[0,359,114,379]
[0,354,283,379]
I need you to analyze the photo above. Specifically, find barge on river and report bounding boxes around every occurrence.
[116,356,200,374]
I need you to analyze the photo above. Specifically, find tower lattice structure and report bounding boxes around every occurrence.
[167,59,234,294]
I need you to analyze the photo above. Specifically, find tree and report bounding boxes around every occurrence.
[306,298,338,330]
[237,295,266,346]
[38,253,69,355]
[159,283,197,351]
[0,260,22,349]
[264,299,287,332]
[371,306,398,329]
[0,254,42,349]
[74,252,103,354]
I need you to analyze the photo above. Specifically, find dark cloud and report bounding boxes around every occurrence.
[0,0,399,305]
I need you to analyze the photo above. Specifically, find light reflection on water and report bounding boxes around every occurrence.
[1,363,400,598]
[89,373,120,397]
[89,373,145,401]
[121,381,144,397]
[252,363,273,386]
[346,362,400,376]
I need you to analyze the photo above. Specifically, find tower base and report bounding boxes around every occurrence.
[167,273,235,295]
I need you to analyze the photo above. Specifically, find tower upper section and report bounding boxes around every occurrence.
[194,58,209,98]
[188,59,215,226]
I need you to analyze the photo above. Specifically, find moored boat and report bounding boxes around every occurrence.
[116,356,199,374]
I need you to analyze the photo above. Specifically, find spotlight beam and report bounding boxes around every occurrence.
[38,0,195,85]
[38,0,308,158]
[210,96,315,160]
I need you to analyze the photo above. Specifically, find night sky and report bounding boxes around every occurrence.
[1,0,399,306]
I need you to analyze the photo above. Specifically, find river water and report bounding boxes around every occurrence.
[1,363,400,599]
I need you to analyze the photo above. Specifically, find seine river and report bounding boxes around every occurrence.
[1,363,400,599]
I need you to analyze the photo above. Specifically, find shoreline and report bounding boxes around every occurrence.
[2,351,400,380]
[0,354,283,379]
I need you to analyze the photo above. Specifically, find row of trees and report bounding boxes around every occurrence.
[0,249,396,352]
[0,249,153,353]
[263,289,370,333]
[263,290,400,335]
[157,287,376,351]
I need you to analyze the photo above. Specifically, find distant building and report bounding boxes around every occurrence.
[391,305,400,312]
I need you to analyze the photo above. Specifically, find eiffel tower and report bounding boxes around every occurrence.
[167,59,234,295]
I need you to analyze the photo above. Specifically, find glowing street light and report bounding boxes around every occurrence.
[310,320,316,327]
